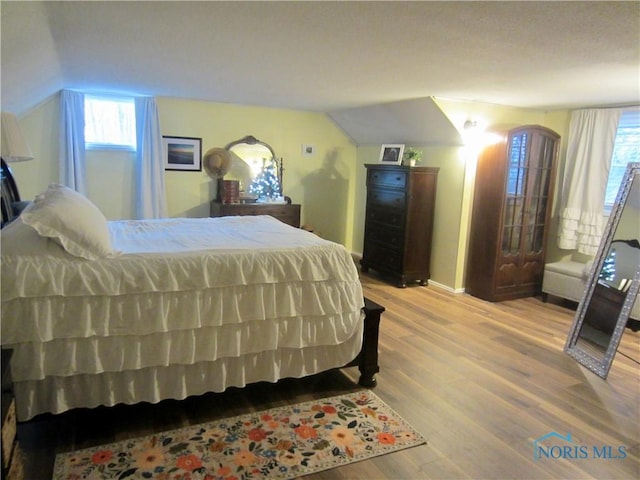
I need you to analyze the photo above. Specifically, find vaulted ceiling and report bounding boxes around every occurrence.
[2,1,639,141]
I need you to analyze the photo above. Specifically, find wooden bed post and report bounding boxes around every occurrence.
[356,297,384,387]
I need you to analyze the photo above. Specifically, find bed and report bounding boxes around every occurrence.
[0,179,380,422]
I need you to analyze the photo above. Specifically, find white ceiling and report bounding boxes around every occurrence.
[2,1,639,129]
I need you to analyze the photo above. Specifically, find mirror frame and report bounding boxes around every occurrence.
[564,162,640,378]
[224,135,283,194]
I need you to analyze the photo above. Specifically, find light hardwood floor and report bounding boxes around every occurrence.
[16,272,640,479]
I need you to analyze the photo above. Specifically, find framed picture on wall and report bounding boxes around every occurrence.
[378,144,404,165]
[163,136,202,171]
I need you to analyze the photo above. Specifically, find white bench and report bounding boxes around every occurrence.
[542,260,591,303]
[542,257,639,322]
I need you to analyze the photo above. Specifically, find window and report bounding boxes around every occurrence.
[604,109,640,209]
[84,95,136,150]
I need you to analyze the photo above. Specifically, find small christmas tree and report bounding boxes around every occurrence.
[599,248,616,282]
[249,158,281,199]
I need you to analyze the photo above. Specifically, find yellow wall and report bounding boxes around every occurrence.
[13,92,578,291]
[156,98,358,247]
[617,205,639,241]
[14,94,358,248]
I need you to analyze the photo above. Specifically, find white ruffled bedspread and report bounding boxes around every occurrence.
[1,216,365,420]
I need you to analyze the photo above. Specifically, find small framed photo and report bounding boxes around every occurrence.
[163,136,202,171]
[379,144,404,165]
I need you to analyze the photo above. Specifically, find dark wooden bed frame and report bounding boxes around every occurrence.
[0,158,383,389]
[352,298,383,387]
[1,159,23,228]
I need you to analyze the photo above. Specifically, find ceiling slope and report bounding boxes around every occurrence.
[329,97,462,146]
[1,2,639,118]
[1,1,64,114]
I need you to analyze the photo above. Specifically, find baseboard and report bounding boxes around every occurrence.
[428,280,465,294]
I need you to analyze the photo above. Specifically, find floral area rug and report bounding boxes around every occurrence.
[53,390,426,479]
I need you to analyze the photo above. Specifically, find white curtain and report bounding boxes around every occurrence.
[135,97,167,219]
[59,90,87,194]
[557,108,623,255]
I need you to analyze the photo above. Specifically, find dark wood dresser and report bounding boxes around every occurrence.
[210,202,301,228]
[361,164,438,287]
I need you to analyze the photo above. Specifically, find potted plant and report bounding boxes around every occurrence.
[403,147,423,167]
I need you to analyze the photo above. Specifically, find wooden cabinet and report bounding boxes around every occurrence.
[361,164,438,288]
[210,201,301,228]
[466,125,560,301]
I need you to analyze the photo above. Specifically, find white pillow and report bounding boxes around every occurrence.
[21,184,115,260]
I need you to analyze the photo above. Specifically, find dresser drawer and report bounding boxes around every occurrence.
[365,224,405,250]
[211,202,301,228]
[365,206,405,229]
[367,169,408,189]
[366,188,406,209]
[363,243,404,273]
[229,205,299,225]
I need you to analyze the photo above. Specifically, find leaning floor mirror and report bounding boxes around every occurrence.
[564,162,640,379]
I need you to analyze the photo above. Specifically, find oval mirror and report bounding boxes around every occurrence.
[224,135,283,203]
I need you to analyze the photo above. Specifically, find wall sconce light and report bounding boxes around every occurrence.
[462,118,491,150]
[1,112,34,163]
[464,119,479,131]
[1,112,33,224]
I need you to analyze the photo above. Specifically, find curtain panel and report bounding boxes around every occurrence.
[58,92,166,218]
[557,108,623,256]
[135,97,167,219]
[59,90,87,194]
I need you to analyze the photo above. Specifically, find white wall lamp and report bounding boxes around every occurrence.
[1,112,34,224]
[463,119,479,131]
[1,112,33,163]
[463,118,500,150]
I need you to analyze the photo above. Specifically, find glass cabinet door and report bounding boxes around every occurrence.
[502,131,529,256]
[502,130,555,258]
[524,133,556,255]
